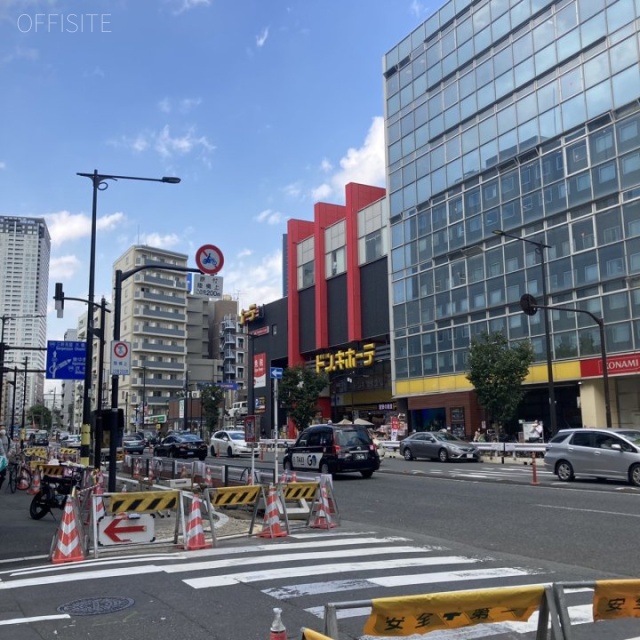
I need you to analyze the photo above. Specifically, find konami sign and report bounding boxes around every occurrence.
[580,353,640,377]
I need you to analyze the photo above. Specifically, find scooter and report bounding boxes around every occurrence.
[29,465,85,520]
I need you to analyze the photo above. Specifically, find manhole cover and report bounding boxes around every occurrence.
[57,596,135,616]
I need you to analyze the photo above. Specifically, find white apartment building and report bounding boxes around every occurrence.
[0,216,50,428]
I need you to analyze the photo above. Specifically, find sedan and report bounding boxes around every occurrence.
[154,434,208,460]
[210,430,258,458]
[400,431,480,462]
[122,436,146,455]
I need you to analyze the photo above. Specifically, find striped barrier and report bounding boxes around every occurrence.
[108,489,181,514]
[203,484,266,545]
[300,629,335,640]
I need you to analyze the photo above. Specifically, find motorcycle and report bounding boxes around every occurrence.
[29,464,86,520]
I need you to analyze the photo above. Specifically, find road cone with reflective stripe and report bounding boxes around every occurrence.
[50,496,85,564]
[182,494,211,550]
[257,486,287,538]
[28,467,41,495]
[310,484,336,529]
[93,483,106,524]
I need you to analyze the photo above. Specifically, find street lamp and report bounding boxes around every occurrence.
[76,171,181,451]
[493,229,557,435]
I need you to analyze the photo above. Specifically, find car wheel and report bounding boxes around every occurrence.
[403,448,413,461]
[438,448,449,463]
[360,470,374,478]
[629,464,640,487]
[320,462,330,475]
[210,445,216,457]
[227,446,234,458]
[556,460,575,482]
[283,459,292,472]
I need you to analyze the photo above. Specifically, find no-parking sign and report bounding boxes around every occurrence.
[195,244,224,275]
[111,340,131,376]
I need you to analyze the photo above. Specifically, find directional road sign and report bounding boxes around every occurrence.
[270,367,283,379]
[98,513,155,545]
[195,244,224,275]
[46,341,86,380]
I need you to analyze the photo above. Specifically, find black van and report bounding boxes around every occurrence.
[282,424,380,478]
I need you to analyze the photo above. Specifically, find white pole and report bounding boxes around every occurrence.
[274,377,279,481]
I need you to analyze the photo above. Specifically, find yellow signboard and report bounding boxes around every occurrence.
[593,579,640,621]
[315,343,375,373]
[301,629,335,640]
[363,585,545,636]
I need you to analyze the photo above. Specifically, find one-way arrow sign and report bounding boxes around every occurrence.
[98,514,155,545]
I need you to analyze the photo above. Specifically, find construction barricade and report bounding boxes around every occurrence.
[300,629,335,640]
[202,484,266,545]
[323,584,564,639]
[90,489,185,558]
[277,480,318,522]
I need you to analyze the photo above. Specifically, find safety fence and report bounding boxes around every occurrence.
[321,579,640,639]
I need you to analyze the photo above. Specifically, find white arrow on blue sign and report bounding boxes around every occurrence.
[270,367,283,379]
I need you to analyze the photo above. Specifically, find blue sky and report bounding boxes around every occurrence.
[0,0,435,348]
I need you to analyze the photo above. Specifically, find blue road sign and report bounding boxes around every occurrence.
[216,381,238,390]
[270,367,283,379]
[46,340,86,380]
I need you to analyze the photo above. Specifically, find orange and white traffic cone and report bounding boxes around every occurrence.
[290,471,298,482]
[148,466,155,484]
[182,495,211,550]
[257,486,287,538]
[93,484,106,524]
[310,485,336,529]
[133,458,141,480]
[28,468,41,495]
[50,496,85,564]
[269,607,287,640]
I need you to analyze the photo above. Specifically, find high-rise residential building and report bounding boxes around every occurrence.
[385,1,640,433]
[0,216,50,426]
[113,245,189,424]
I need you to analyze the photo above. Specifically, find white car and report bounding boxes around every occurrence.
[210,430,258,457]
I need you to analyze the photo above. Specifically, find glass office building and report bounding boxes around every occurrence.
[385,0,640,432]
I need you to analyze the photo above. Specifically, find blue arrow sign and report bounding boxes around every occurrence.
[46,340,86,380]
[270,367,283,379]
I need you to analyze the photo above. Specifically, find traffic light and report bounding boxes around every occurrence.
[520,293,539,316]
[54,282,64,318]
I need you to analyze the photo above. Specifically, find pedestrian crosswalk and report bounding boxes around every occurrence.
[166,530,606,640]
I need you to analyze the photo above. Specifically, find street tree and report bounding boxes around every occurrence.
[200,384,225,436]
[279,364,329,434]
[26,404,52,429]
[466,332,534,428]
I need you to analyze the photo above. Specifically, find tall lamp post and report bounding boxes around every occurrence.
[494,230,557,435]
[77,171,181,455]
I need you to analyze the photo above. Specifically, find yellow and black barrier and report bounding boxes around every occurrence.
[301,628,335,640]
[203,484,266,545]
[58,447,80,460]
[24,447,49,459]
[324,583,563,639]
[37,464,67,478]
[108,489,180,514]
[281,481,318,503]
[80,423,91,466]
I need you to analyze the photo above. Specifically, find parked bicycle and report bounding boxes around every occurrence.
[29,464,86,520]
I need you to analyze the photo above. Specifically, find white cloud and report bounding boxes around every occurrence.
[320,158,333,173]
[158,97,171,113]
[310,116,385,201]
[171,0,211,15]
[410,0,428,18]
[256,209,285,225]
[224,250,283,308]
[139,232,181,249]
[49,255,81,279]
[237,248,252,258]
[0,161,5,170]
[1,46,38,65]
[113,125,214,161]
[282,182,302,199]
[157,97,202,114]
[256,27,269,47]
[45,210,125,247]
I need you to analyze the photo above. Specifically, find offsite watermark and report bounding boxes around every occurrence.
[17,13,112,33]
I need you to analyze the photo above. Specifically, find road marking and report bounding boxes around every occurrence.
[184,556,479,589]
[263,567,539,599]
[0,614,70,625]
[538,504,640,518]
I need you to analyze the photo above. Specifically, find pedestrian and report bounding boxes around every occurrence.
[0,428,11,490]
[530,420,543,442]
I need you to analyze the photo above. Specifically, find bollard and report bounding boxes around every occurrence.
[531,451,539,485]
[269,607,286,640]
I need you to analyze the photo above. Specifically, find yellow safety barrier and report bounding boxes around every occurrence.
[37,464,67,478]
[301,628,335,640]
[109,490,180,514]
[593,579,640,621]
[281,481,319,502]
[24,447,48,459]
[59,447,80,458]
[203,484,266,545]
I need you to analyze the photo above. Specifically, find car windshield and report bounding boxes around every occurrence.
[434,432,466,443]
[229,432,245,441]
[180,434,201,442]
[617,430,640,443]
[336,429,371,447]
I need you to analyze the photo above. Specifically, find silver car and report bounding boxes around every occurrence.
[544,428,640,486]
[400,431,480,462]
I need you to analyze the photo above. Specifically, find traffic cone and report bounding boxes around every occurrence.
[133,457,141,480]
[148,466,155,484]
[50,496,85,564]
[310,485,336,529]
[205,467,212,487]
[28,468,41,495]
[257,486,288,538]
[93,484,106,523]
[182,495,211,550]
[290,471,298,482]
[269,607,287,640]
[180,464,189,479]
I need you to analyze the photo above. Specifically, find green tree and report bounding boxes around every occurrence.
[278,364,329,434]
[26,404,52,429]
[200,384,225,436]
[466,332,534,428]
